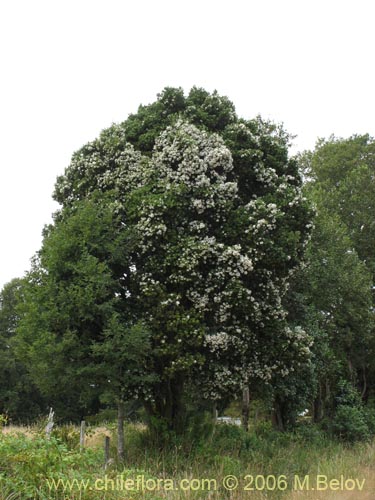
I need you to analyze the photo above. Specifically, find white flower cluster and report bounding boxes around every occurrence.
[55,116,312,399]
[55,126,145,204]
[153,121,235,194]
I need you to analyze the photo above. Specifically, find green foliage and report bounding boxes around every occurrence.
[84,408,119,425]
[51,424,81,450]
[328,382,375,442]
[282,136,375,427]
[363,407,375,435]
[0,414,8,429]
[0,433,103,500]
[121,86,237,156]
[1,421,374,499]
[15,196,150,420]
[19,87,313,432]
[302,209,373,400]
[335,380,363,408]
[290,135,375,427]
[0,279,45,422]
[331,406,370,443]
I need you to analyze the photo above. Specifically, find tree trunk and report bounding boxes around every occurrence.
[169,377,184,432]
[348,359,355,383]
[242,387,250,432]
[254,407,259,425]
[361,366,367,400]
[271,401,284,431]
[313,397,322,422]
[313,382,323,423]
[117,400,125,461]
[212,401,218,423]
[147,376,185,434]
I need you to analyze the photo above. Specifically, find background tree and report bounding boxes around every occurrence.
[302,134,375,276]
[284,208,374,421]
[0,278,45,422]
[303,135,375,401]
[282,136,375,423]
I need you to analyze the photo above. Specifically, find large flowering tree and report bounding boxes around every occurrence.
[21,88,313,430]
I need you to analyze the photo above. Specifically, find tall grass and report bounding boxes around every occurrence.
[1,420,374,499]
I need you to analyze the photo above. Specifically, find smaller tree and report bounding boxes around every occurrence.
[91,318,155,459]
[18,197,125,417]
[0,279,45,422]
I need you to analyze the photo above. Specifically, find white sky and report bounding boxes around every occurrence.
[1,0,374,289]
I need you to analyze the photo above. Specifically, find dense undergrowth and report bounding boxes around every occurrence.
[1,419,375,500]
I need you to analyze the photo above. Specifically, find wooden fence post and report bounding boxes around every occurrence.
[45,408,54,439]
[80,420,86,452]
[117,400,125,461]
[242,387,250,432]
[104,436,110,468]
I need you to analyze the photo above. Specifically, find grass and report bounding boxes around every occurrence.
[1,420,375,500]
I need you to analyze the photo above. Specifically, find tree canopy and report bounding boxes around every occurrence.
[15,87,314,430]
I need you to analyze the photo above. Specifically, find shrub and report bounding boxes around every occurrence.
[363,407,375,435]
[335,380,362,408]
[0,414,8,429]
[331,405,370,443]
[52,424,80,450]
[0,433,103,499]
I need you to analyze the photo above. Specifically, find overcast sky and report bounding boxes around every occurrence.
[1,0,374,289]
